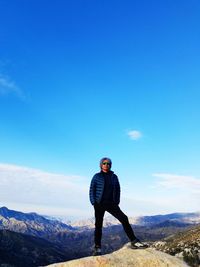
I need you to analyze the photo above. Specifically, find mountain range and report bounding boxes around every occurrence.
[0,206,200,267]
[0,206,74,235]
[0,229,68,267]
[70,212,200,229]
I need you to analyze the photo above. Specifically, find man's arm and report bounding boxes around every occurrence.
[89,175,96,205]
[115,175,121,204]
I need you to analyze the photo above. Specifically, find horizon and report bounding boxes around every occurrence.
[0,161,200,219]
[1,205,200,223]
[1,1,200,218]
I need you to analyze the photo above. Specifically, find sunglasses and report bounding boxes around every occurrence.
[102,162,111,165]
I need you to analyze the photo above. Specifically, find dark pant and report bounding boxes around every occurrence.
[94,202,137,247]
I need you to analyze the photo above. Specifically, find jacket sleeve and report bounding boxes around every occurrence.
[115,175,121,204]
[89,175,96,205]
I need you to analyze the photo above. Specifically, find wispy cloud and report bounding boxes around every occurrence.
[153,173,200,193]
[0,163,89,218]
[0,75,25,100]
[121,172,200,216]
[127,130,142,140]
[1,163,199,219]
[149,172,200,213]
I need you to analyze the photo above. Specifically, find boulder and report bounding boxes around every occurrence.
[45,243,188,267]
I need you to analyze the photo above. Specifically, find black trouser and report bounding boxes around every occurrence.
[94,202,137,247]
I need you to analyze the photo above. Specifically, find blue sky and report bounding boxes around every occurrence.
[0,0,200,219]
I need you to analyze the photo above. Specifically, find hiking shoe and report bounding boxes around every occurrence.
[93,246,102,256]
[131,239,148,249]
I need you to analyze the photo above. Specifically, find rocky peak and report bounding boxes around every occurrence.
[45,243,188,267]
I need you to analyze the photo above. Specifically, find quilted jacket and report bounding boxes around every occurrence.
[89,171,120,205]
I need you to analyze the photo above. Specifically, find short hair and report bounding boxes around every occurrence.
[99,157,112,167]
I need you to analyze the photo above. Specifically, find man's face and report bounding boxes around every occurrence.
[101,160,111,172]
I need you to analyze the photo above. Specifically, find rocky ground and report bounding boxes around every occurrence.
[45,243,188,267]
[152,225,200,267]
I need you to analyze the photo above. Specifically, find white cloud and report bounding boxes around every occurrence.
[146,172,200,213]
[0,163,90,219]
[127,130,142,140]
[119,172,200,216]
[1,163,199,219]
[0,75,25,99]
[153,173,200,193]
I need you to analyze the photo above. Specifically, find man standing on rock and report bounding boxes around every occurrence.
[89,157,148,256]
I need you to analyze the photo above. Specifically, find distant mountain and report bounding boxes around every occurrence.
[70,216,117,229]
[70,212,200,229]
[134,212,200,226]
[152,220,191,228]
[0,229,71,267]
[0,207,94,259]
[0,206,74,240]
[153,224,200,267]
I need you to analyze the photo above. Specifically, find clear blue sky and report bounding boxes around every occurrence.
[0,0,200,219]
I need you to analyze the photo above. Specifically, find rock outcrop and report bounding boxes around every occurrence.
[46,243,188,267]
[152,224,200,267]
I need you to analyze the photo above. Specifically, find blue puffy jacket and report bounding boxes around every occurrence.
[89,171,121,205]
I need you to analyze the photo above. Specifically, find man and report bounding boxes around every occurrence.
[89,157,148,256]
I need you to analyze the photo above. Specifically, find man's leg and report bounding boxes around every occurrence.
[106,204,148,248]
[94,203,105,248]
[106,204,137,241]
